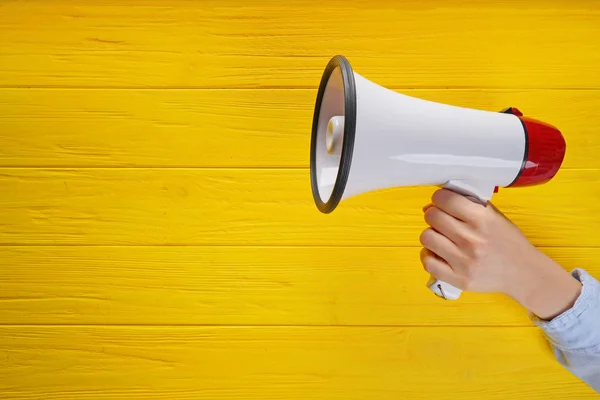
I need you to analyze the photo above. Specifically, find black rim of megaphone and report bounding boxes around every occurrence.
[310,55,357,214]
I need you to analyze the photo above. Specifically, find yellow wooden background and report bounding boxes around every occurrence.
[1,1,600,398]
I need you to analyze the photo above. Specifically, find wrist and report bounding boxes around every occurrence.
[505,250,582,320]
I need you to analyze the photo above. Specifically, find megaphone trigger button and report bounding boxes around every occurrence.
[494,186,499,193]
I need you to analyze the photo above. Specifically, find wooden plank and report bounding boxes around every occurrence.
[0,326,595,399]
[1,1,599,88]
[0,88,598,168]
[0,168,598,247]
[0,246,597,326]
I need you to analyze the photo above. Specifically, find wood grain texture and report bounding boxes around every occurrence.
[1,0,599,397]
[0,326,596,399]
[0,168,598,247]
[1,88,599,168]
[1,1,600,88]
[1,246,598,326]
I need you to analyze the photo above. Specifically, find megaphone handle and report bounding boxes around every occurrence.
[426,180,496,300]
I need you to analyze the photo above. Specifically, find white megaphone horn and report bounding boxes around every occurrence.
[310,55,566,300]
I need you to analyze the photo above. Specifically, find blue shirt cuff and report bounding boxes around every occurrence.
[531,268,600,353]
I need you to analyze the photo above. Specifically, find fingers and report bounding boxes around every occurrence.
[420,248,463,289]
[419,227,463,265]
[423,205,469,245]
[431,189,484,224]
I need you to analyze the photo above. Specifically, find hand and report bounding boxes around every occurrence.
[420,188,582,320]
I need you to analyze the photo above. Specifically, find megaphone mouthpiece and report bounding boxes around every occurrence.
[326,116,344,155]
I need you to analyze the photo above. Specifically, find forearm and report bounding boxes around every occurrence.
[528,268,600,392]
[506,250,582,321]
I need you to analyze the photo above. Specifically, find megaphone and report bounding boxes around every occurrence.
[310,55,566,300]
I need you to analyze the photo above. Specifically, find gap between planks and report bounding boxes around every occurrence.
[0,323,541,329]
[0,167,597,171]
[2,86,600,90]
[0,244,598,249]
